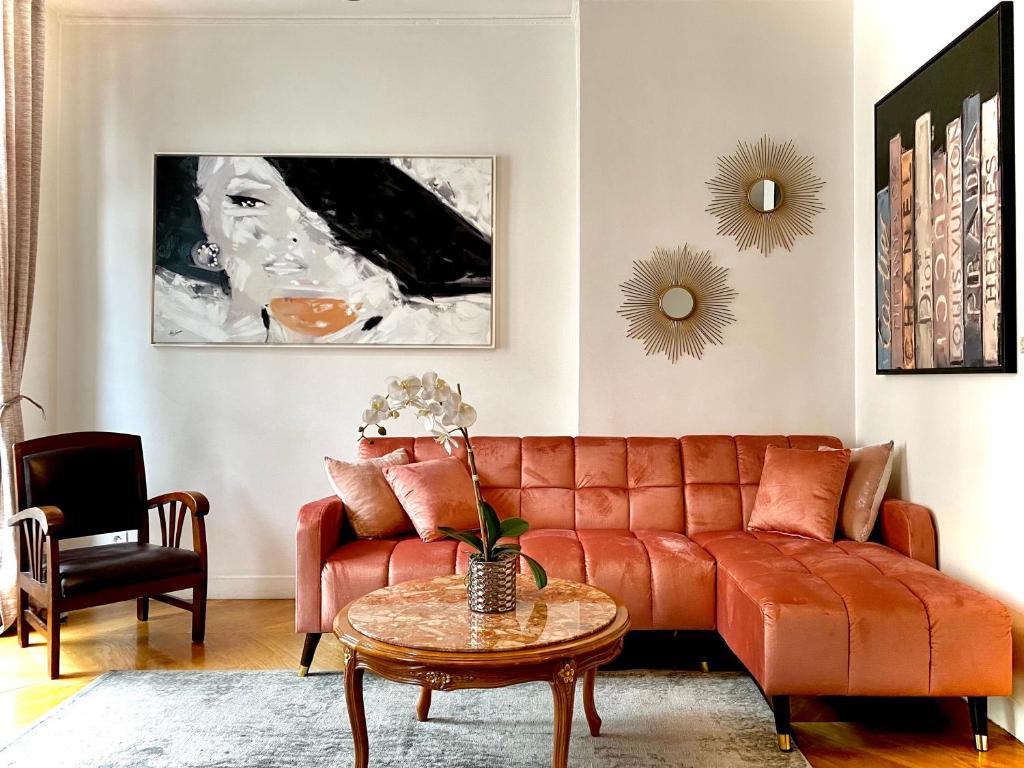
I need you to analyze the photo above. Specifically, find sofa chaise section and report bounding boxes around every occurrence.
[697,503,1012,752]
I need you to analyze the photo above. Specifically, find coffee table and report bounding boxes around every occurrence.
[333,575,630,768]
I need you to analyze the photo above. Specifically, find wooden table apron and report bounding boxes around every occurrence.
[333,604,630,768]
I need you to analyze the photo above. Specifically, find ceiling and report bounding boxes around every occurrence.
[50,0,577,19]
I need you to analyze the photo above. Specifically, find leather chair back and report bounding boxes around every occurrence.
[14,432,148,540]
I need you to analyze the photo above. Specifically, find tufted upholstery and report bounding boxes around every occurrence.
[305,435,839,632]
[357,435,842,535]
[320,527,716,631]
[298,432,1012,715]
[694,530,1013,698]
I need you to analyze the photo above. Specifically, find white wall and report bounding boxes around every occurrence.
[578,0,855,439]
[853,0,1024,738]
[50,18,578,597]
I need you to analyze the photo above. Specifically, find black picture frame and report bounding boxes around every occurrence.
[874,2,1016,374]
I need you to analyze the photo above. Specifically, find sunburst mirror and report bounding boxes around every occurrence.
[618,245,737,363]
[706,135,825,255]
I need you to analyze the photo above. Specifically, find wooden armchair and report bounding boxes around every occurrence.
[7,431,210,679]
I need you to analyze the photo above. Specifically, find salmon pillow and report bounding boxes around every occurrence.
[324,448,413,538]
[819,441,894,541]
[748,446,851,542]
[383,456,478,542]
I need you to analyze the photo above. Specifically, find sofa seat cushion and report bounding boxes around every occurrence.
[321,529,716,631]
[694,530,1012,697]
[59,543,202,598]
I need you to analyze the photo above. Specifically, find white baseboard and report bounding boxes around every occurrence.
[990,692,1023,742]
[206,575,295,599]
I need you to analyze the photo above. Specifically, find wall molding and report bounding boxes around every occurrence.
[57,15,574,28]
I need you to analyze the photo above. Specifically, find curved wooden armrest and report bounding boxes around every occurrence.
[148,491,210,518]
[147,492,209,556]
[8,505,65,536]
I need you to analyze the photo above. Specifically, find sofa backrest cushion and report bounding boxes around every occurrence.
[358,434,842,536]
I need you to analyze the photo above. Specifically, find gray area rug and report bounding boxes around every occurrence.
[0,670,810,767]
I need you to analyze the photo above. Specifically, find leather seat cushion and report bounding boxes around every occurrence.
[59,543,203,598]
[694,530,1013,697]
[321,528,716,631]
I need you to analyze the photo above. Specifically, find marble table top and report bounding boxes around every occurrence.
[347,575,618,653]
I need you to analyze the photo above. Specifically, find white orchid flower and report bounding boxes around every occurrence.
[386,374,422,403]
[430,426,454,453]
[417,400,444,431]
[362,394,390,425]
[442,395,477,429]
[421,371,453,403]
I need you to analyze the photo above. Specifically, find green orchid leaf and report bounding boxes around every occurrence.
[478,501,502,554]
[521,554,548,590]
[437,527,484,553]
[498,517,529,539]
[491,544,522,558]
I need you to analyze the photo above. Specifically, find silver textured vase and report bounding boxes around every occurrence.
[467,553,517,613]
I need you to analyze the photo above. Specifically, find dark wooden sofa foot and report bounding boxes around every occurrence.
[969,697,988,752]
[298,632,322,677]
[772,695,793,752]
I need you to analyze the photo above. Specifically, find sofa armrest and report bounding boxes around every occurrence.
[879,499,937,569]
[296,495,348,633]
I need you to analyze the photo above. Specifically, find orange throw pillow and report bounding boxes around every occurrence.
[383,457,479,543]
[819,441,894,542]
[324,448,413,539]
[748,446,851,542]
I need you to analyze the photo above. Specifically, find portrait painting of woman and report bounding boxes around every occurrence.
[152,154,494,346]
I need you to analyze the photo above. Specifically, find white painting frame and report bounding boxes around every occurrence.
[151,153,497,349]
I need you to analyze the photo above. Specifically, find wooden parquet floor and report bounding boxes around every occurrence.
[1,599,1021,767]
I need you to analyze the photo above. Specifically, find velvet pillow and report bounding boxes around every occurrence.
[324,448,413,539]
[748,446,851,542]
[383,457,478,543]
[819,441,894,542]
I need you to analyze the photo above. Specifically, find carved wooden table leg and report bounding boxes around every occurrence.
[343,647,368,768]
[582,667,601,737]
[416,685,432,722]
[550,662,578,768]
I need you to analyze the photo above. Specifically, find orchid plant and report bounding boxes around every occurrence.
[359,373,548,589]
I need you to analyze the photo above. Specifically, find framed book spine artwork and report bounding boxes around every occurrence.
[873,2,1015,374]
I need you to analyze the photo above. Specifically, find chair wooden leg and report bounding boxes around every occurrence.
[968,697,989,752]
[16,589,29,648]
[47,604,60,680]
[191,580,207,644]
[137,597,149,622]
[772,695,792,752]
[298,632,322,677]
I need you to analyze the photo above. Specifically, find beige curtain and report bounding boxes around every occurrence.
[0,0,43,634]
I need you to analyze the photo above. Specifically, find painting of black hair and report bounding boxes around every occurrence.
[152,155,495,346]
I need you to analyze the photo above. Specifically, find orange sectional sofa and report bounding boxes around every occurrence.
[295,435,1012,753]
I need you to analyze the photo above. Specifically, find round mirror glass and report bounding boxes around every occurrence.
[660,286,695,320]
[747,179,783,213]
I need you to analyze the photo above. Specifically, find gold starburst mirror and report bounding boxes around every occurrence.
[618,245,737,363]
[706,135,824,255]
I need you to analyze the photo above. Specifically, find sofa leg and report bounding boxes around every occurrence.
[298,633,322,677]
[968,697,988,752]
[772,695,792,752]
[137,597,149,622]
